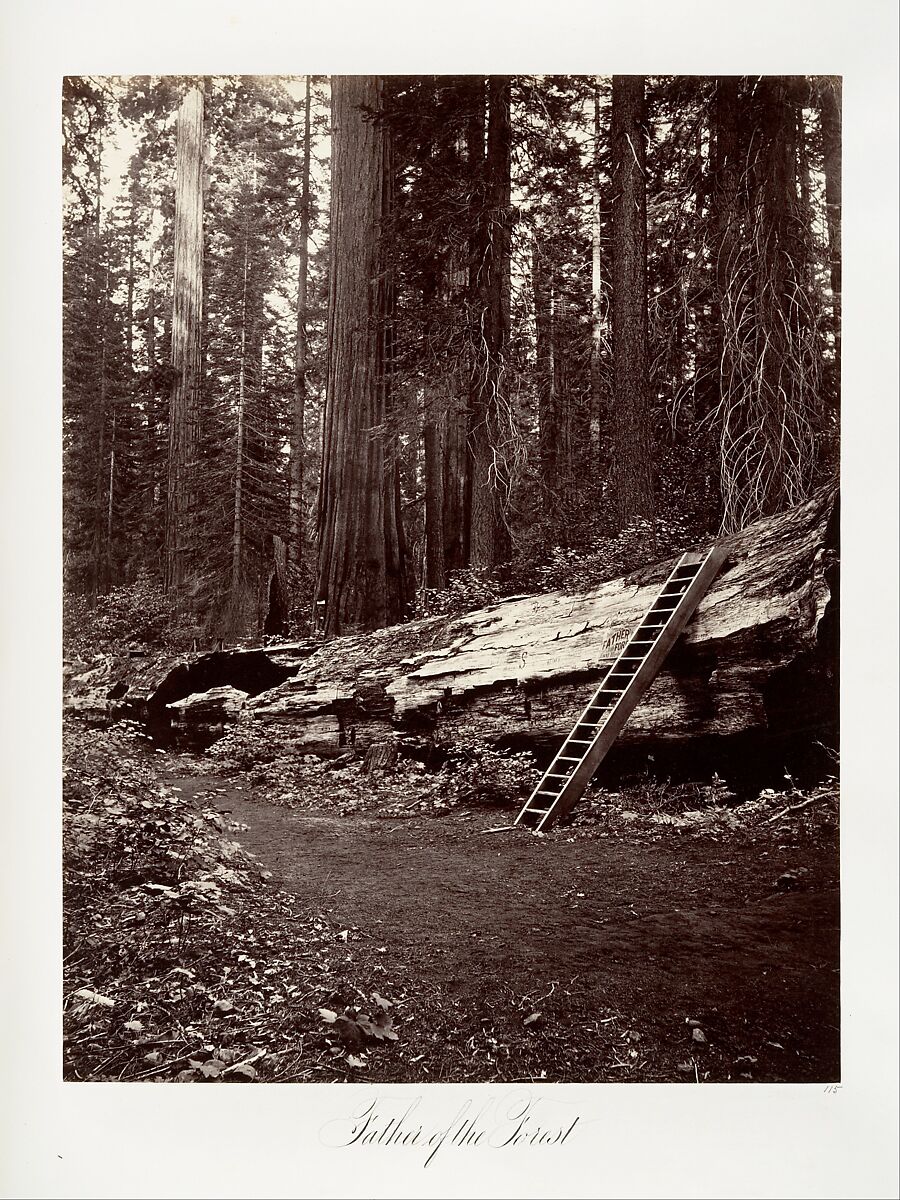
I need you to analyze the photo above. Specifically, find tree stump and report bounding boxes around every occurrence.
[364,741,399,775]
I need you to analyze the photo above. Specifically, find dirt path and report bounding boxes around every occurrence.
[171,775,840,1082]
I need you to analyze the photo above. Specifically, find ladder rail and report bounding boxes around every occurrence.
[515,544,727,831]
[513,551,698,827]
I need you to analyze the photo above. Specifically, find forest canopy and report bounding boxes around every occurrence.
[62,74,841,644]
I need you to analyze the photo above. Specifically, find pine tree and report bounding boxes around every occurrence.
[288,76,312,579]
[165,84,205,598]
[610,75,655,536]
[63,78,133,597]
[200,76,300,638]
[469,75,513,570]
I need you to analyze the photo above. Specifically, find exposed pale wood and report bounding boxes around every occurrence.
[168,686,248,737]
[236,487,837,756]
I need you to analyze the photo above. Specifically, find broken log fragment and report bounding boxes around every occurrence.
[167,685,249,740]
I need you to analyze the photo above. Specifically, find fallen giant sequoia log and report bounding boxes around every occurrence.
[216,487,837,769]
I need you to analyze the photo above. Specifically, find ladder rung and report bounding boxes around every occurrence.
[526,542,725,831]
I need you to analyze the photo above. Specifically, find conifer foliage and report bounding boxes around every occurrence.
[63,74,840,644]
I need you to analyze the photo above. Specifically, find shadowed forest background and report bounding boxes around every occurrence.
[63,74,840,649]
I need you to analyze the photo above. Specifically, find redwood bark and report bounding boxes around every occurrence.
[440,77,485,575]
[610,76,655,534]
[315,75,406,635]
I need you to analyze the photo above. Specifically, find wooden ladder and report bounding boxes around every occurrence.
[514,544,728,833]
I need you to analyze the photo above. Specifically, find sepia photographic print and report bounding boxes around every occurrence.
[61,68,843,1087]
[3,2,898,1198]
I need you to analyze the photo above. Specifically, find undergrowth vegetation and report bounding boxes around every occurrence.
[64,573,187,658]
[63,719,413,1082]
[208,727,541,817]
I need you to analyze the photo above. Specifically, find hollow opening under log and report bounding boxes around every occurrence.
[142,650,295,745]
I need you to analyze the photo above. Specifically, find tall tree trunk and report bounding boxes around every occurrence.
[553,288,573,512]
[533,235,558,519]
[91,108,107,598]
[422,263,447,590]
[232,226,250,596]
[754,76,813,511]
[110,177,136,585]
[713,76,820,532]
[440,77,484,575]
[710,75,740,423]
[819,76,841,389]
[423,412,447,590]
[166,85,204,598]
[146,235,165,565]
[610,75,655,535]
[289,76,312,577]
[590,77,605,459]
[105,405,115,587]
[470,75,512,571]
[315,75,406,635]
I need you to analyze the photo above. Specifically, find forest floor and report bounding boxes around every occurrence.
[63,719,840,1085]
